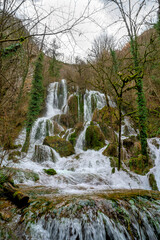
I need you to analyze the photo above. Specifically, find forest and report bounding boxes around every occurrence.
[0,0,160,239]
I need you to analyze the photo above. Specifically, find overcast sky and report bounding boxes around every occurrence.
[18,0,158,62]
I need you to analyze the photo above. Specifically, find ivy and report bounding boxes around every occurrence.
[1,43,21,57]
[22,52,44,152]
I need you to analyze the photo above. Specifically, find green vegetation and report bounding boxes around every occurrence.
[43,136,75,157]
[103,144,118,157]
[148,173,158,191]
[43,169,57,175]
[128,155,151,175]
[22,52,44,152]
[85,123,105,150]
[69,132,77,146]
[1,43,22,57]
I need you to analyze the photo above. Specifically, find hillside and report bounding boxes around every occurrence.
[0,15,160,240]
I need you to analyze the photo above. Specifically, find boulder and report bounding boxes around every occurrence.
[43,136,75,157]
[92,106,119,131]
[69,122,84,146]
[103,143,118,157]
[85,124,105,150]
[92,106,118,142]
[32,145,57,163]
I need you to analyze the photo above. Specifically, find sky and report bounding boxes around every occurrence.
[15,0,158,62]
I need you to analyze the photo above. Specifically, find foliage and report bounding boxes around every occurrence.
[22,52,44,152]
[1,43,22,57]
[135,70,148,158]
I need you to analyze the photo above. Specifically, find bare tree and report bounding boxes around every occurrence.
[100,0,158,162]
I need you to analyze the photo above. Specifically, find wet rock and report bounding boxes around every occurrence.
[103,143,118,157]
[32,145,57,163]
[123,136,141,159]
[85,123,105,150]
[43,136,75,157]
[92,106,119,132]
[148,173,158,190]
[128,154,151,175]
[92,106,118,142]
[69,122,84,146]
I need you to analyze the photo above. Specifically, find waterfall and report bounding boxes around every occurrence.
[12,79,152,192]
[84,90,106,122]
[148,138,160,189]
[28,194,160,240]
[5,78,160,239]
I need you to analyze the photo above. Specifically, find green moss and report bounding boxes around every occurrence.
[8,151,21,161]
[43,169,57,175]
[109,157,118,168]
[148,174,158,191]
[43,136,75,157]
[129,154,152,175]
[69,132,77,146]
[92,106,119,132]
[103,144,118,157]
[85,124,105,150]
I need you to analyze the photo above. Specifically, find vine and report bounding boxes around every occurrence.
[22,52,44,152]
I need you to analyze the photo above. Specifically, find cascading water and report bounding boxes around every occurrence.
[11,79,153,191]
[4,79,160,240]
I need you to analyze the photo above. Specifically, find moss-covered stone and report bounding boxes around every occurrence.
[128,154,152,175]
[92,106,119,132]
[148,173,158,190]
[85,124,105,150]
[92,106,118,142]
[68,95,78,117]
[69,123,84,146]
[122,136,141,159]
[43,136,75,157]
[103,143,118,157]
[44,169,57,175]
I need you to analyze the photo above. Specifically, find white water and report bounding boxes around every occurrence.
[7,79,160,193]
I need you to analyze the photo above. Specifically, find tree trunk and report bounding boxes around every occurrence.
[3,182,29,207]
[118,100,122,171]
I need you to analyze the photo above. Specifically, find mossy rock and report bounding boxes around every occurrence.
[148,173,158,191]
[43,136,75,157]
[54,113,76,128]
[44,168,57,175]
[128,155,152,175]
[123,136,141,159]
[53,122,63,135]
[92,106,119,132]
[109,157,118,168]
[69,122,84,146]
[85,124,105,150]
[103,143,118,157]
[99,122,117,143]
[68,95,78,117]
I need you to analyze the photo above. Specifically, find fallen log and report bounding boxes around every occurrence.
[3,182,29,207]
